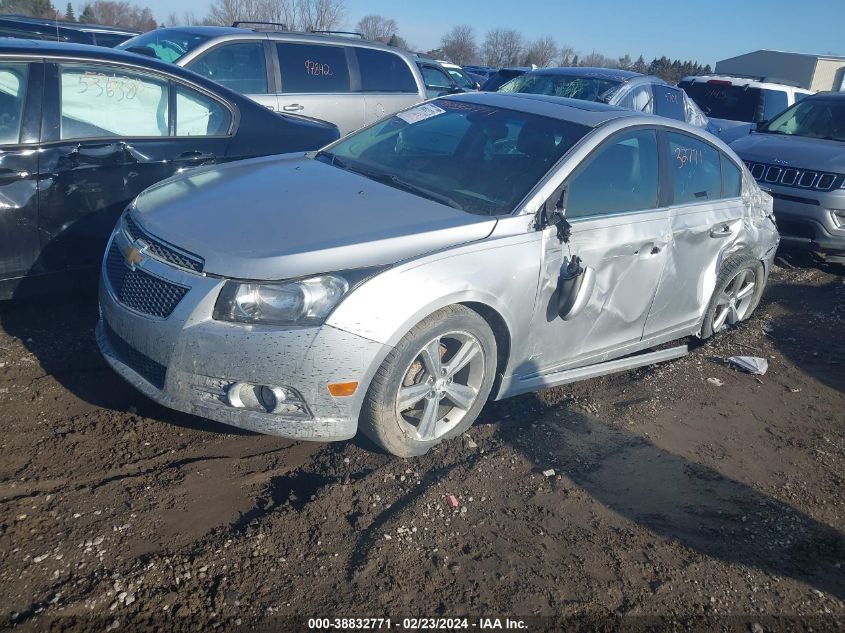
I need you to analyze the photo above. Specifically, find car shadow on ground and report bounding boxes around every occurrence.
[0,291,256,436]
[483,353,845,602]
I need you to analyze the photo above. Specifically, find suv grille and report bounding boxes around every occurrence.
[745,161,843,192]
[104,321,167,389]
[106,243,188,318]
[124,215,204,273]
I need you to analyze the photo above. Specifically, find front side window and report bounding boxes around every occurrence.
[762,89,788,120]
[356,48,416,93]
[175,85,231,136]
[0,62,28,145]
[318,99,590,215]
[667,132,721,204]
[762,99,845,141]
[277,43,350,93]
[447,68,476,90]
[421,65,453,90]
[499,73,621,103]
[566,129,659,219]
[189,42,268,95]
[60,64,169,139]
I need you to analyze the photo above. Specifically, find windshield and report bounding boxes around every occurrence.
[498,73,621,103]
[117,29,213,63]
[482,70,524,92]
[763,99,845,141]
[317,99,590,215]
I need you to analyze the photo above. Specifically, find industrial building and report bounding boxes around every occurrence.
[714,50,845,91]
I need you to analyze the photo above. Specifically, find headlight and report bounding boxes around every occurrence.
[213,275,349,326]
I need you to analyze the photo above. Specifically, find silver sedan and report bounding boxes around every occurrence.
[97,92,779,456]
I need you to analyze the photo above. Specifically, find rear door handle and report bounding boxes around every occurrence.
[710,224,733,238]
[174,151,216,166]
[282,103,304,112]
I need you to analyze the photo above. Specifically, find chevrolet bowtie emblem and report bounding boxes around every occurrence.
[122,243,144,270]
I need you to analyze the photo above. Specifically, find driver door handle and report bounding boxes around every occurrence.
[282,103,304,112]
[174,151,216,166]
[710,224,733,238]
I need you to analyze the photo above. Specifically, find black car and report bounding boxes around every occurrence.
[480,67,532,92]
[0,14,138,47]
[0,39,339,299]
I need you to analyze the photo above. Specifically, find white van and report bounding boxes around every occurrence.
[679,75,813,143]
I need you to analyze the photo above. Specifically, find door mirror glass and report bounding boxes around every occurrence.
[175,85,232,136]
[189,43,268,95]
[0,62,27,145]
[59,64,169,139]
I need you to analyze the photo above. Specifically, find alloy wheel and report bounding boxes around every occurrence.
[395,331,486,442]
[712,268,757,332]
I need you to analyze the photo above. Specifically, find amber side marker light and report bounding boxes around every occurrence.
[328,381,358,397]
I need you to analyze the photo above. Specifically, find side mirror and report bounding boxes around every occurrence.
[542,186,571,242]
[557,256,595,320]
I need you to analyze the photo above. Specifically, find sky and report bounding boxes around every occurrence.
[134,0,844,67]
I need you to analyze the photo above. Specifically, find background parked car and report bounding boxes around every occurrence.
[119,25,429,135]
[497,67,709,128]
[679,74,813,143]
[480,66,531,91]
[415,58,468,98]
[0,13,137,47]
[463,64,495,82]
[731,92,845,263]
[438,60,481,90]
[0,39,339,300]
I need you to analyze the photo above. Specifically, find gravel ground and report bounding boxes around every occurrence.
[0,252,842,632]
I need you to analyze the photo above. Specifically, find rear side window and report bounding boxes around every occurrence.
[762,89,788,120]
[175,85,231,136]
[721,154,742,198]
[566,129,659,219]
[653,85,686,122]
[667,132,721,204]
[681,82,762,122]
[59,64,169,139]
[277,43,350,93]
[356,48,416,93]
[0,62,28,145]
[189,43,268,95]
[615,84,653,114]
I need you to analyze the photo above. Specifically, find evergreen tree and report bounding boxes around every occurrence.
[64,1,74,20]
[78,3,94,23]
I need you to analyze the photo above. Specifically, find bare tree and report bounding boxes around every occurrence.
[522,35,557,68]
[166,11,207,26]
[440,24,477,65]
[355,14,397,42]
[298,0,344,31]
[206,0,300,29]
[481,28,523,68]
[580,49,617,68]
[557,44,577,66]
[83,0,157,30]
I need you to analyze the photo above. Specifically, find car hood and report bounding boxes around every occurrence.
[730,133,845,171]
[132,154,497,280]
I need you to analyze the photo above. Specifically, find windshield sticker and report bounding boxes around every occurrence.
[396,103,446,124]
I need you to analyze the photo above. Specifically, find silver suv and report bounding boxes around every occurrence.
[731,92,845,263]
[119,25,427,134]
[97,93,778,457]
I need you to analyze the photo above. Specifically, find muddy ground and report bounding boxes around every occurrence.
[0,251,843,632]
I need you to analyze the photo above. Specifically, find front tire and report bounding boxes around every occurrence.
[360,305,497,457]
[701,255,765,339]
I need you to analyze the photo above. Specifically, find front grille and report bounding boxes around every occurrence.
[745,161,843,192]
[104,321,167,389]
[124,215,204,273]
[106,243,188,318]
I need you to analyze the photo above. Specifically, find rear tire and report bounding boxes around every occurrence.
[701,255,766,339]
[360,305,497,457]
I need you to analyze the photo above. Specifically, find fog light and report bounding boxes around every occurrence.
[227,382,296,414]
[831,209,845,228]
[328,381,358,397]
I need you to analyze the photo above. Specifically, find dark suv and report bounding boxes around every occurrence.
[0,14,138,47]
[0,39,338,299]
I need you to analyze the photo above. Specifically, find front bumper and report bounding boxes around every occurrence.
[97,231,390,441]
[767,187,845,258]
